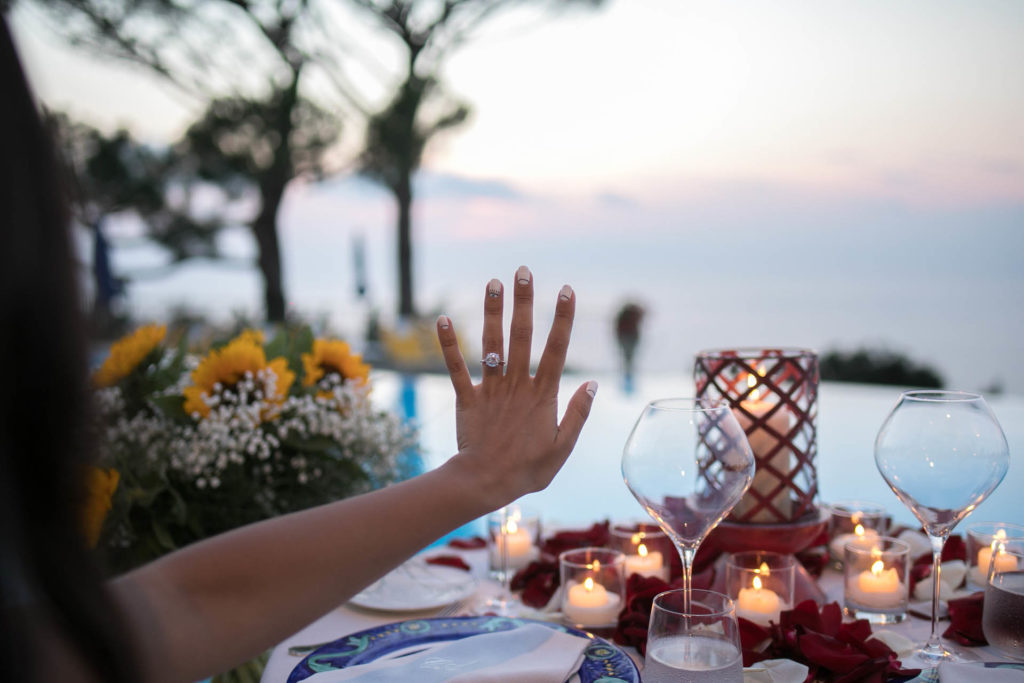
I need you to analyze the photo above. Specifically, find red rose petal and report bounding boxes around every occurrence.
[425,555,471,572]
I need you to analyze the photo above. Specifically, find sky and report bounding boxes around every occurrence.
[10,0,1024,392]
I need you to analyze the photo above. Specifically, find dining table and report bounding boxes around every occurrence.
[261,538,1018,683]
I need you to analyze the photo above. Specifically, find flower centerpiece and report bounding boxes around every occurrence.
[91,323,417,572]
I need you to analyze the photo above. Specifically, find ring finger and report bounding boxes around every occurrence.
[481,277,505,379]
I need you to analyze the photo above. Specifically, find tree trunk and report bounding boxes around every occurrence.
[253,187,287,322]
[395,170,415,319]
[252,72,300,323]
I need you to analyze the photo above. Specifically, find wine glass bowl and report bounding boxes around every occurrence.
[622,397,755,599]
[874,390,1010,666]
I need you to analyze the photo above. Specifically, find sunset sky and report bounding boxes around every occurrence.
[10,0,1024,390]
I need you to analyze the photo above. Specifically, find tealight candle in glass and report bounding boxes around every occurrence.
[982,541,1024,661]
[843,536,909,624]
[559,547,625,634]
[827,501,887,569]
[725,551,795,627]
[965,522,1024,590]
[488,505,540,580]
[610,523,671,581]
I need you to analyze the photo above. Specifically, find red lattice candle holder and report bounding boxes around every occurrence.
[694,348,819,525]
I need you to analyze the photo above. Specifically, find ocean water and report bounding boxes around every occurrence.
[372,371,1024,531]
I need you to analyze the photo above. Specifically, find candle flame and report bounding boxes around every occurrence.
[638,544,648,558]
[584,577,595,592]
[871,560,885,576]
[996,529,1008,541]
[854,524,865,537]
[851,513,861,526]
[506,520,518,534]
[997,541,1008,555]
[757,562,770,576]
[752,576,763,590]
[631,532,643,545]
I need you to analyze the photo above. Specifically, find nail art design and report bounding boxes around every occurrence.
[516,266,531,285]
[559,285,573,301]
[586,380,599,397]
[437,315,450,330]
[487,279,501,298]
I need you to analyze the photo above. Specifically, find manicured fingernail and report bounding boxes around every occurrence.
[487,279,501,298]
[559,284,573,301]
[516,265,531,285]
[437,315,450,329]
[585,380,598,397]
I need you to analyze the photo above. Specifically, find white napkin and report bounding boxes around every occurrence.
[939,662,1024,682]
[743,658,809,682]
[303,624,589,683]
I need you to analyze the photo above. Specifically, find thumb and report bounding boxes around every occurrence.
[554,380,598,456]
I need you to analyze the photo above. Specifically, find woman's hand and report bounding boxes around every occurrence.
[436,266,597,509]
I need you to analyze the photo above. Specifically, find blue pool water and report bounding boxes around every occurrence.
[372,372,1024,533]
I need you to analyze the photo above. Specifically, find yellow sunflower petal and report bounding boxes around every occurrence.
[81,466,119,548]
[93,324,167,388]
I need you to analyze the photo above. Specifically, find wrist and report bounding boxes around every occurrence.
[441,450,512,517]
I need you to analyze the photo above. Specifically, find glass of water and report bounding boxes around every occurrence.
[644,588,743,682]
[982,541,1024,661]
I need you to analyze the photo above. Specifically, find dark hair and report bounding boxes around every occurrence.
[0,16,138,682]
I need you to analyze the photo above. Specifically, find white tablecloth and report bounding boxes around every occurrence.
[261,548,1009,682]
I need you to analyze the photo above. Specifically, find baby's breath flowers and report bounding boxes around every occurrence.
[91,324,416,572]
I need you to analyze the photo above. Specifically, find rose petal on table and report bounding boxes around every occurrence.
[898,530,933,559]
[943,592,987,646]
[867,630,916,658]
[448,536,487,549]
[425,555,471,572]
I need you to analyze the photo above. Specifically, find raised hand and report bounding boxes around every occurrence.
[436,265,597,508]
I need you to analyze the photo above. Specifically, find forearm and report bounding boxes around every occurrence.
[112,458,492,683]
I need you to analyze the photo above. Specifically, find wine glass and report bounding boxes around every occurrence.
[874,390,1010,667]
[622,398,755,606]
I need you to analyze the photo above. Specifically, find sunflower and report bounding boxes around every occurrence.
[302,339,370,389]
[183,331,295,419]
[93,323,167,388]
[81,466,119,548]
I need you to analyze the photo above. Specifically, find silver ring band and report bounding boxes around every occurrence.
[481,352,504,369]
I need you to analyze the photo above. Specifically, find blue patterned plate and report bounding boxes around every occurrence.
[287,616,640,682]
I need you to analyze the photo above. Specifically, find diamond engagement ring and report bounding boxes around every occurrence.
[481,352,504,369]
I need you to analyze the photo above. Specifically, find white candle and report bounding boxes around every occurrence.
[732,370,792,522]
[980,536,1019,577]
[623,543,668,580]
[563,577,622,627]
[848,560,903,609]
[736,575,782,626]
[830,525,881,562]
[489,520,536,570]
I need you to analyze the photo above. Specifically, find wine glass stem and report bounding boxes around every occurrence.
[499,507,511,595]
[679,546,696,611]
[924,532,948,657]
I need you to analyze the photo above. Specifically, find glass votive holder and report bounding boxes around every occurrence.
[827,500,887,569]
[645,589,743,681]
[843,536,909,624]
[965,521,1024,589]
[487,505,540,580]
[610,522,671,581]
[725,551,795,627]
[559,547,625,633]
[982,542,1024,661]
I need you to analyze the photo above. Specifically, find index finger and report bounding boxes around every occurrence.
[534,284,575,390]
